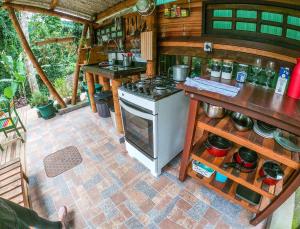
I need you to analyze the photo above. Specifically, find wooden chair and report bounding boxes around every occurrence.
[0,100,26,151]
[0,158,30,208]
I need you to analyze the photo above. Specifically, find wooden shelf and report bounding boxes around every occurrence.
[197,113,300,170]
[187,163,261,213]
[191,143,283,199]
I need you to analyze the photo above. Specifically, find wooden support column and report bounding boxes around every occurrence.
[8,9,66,108]
[251,170,300,226]
[86,72,96,112]
[98,75,110,91]
[179,98,199,181]
[71,24,88,105]
[145,10,157,78]
[111,79,123,134]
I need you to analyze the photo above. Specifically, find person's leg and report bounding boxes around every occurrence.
[3,199,62,229]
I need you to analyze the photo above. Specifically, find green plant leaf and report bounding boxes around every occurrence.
[3,87,13,99]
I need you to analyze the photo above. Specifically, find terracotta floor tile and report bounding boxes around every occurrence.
[111,192,127,205]
[159,219,184,229]
[203,207,221,225]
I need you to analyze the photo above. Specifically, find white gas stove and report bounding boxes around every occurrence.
[118,77,189,176]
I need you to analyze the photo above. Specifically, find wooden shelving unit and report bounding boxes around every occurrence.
[181,110,299,223]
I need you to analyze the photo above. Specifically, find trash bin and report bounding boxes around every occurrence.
[94,91,112,118]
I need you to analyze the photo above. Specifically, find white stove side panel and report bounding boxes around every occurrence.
[156,91,190,170]
[118,89,157,113]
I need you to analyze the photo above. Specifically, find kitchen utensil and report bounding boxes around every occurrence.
[221,61,233,80]
[170,65,190,82]
[205,135,233,157]
[223,147,258,172]
[236,184,262,205]
[253,121,276,139]
[258,161,284,185]
[231,112,253,132]
[273,130,300,152]
[251,58,262,85]
[287,58,300,99]
[211,59,222,78]
[203,102,226,119]
[215,172,227,183]
[122,54,132,67]
[192,160,215,178]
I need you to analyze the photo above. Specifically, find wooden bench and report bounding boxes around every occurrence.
[0,158,30,207]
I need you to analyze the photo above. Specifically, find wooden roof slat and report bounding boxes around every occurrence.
[2,2,93,24]
[34,36,75,46]
[50,0,59,10]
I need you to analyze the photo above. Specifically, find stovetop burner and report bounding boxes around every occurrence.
[120,76,180,101]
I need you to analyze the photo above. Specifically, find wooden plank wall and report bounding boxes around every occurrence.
[158,0,202,38]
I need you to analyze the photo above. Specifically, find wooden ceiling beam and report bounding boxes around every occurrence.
[2,3,92,24]
[95,0,136,22]
[50,0,59,10]
[34,36,75,46]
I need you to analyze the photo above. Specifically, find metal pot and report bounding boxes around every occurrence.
[205,135,233,157]
[203,102,226,118]
[169,65,189,82]
[123,56,132,67]
[231,112,253,132]
[258,161,284,186]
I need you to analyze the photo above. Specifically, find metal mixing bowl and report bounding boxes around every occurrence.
[203,102,226,118]
[231,112,253,131]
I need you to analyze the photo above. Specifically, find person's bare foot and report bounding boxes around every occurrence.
[58,206,67,229]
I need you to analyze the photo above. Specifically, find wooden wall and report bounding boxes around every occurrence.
[158,0,202,38]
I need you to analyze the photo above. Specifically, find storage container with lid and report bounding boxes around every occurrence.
[211,59,222,78]
[236,64,249,83]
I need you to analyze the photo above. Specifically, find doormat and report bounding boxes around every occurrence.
[43,146,82,177]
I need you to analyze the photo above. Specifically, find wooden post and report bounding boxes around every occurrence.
[86,72,96,112]
[111,79,123,134]
[71,24,88,105]
[145,10,157,78]
[179,98,199,181]
[251,170,300,225]
[8,9,66,108]
[98,75,110,91]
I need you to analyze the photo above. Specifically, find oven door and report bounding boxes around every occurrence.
[119,99,157,159]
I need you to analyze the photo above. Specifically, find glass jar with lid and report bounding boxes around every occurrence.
[236,64,249,83]
[211,59,222,78]
[221,60,234,80]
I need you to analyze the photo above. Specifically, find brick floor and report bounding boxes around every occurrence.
[26,107,266,229]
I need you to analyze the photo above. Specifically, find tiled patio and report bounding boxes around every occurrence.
[25,106,266,229]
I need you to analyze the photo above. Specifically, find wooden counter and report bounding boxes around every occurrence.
[178,78,300,226]
[82,64,146,134]
[177,78,300,136]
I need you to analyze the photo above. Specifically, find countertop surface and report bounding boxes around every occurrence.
[82,63,146,79]
[178,77,300,136]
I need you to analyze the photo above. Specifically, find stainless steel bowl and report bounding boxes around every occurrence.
[203,103,226,118]
[231,112,253,132]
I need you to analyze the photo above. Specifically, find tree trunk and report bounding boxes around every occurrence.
[19,12,39,93]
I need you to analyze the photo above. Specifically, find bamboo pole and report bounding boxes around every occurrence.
[71,24,88,105]
[111,79,123,134]
[3,3,92,25]
[8,9,66,108]
[50,0,59,10]
[34,37,75,46]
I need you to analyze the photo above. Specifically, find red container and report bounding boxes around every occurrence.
[259,161,284,186]
[287,58,300,99]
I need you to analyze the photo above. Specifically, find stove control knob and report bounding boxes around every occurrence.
[127,83,132,89]
[138,87,144,93]
[146,88,151,95]
[132,85,137,91]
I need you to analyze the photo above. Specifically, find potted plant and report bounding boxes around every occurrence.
[54,77,73,105]
[30,92,56,119]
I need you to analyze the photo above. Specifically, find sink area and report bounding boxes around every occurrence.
[100,65,144,72]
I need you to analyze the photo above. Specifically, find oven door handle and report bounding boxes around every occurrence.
[119,100,154,121]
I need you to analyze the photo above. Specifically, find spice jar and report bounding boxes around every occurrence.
[221,60,233,80]
[236,64,249,83]
[211,59,222,78]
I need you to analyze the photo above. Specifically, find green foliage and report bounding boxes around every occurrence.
[0,9,83,99]
[54,77,72,98]
[29,91,49,107]
[0,52,26,99]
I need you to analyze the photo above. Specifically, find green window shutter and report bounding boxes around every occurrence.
[236,10,257,19]
[236,22,257,32]
[261,24,283,36]
[213,10,233,17]
[213,21,232,29]
[287,16,300,27]
[262,12,283,23]
[156,0,175,6]
[286,29,300,41]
